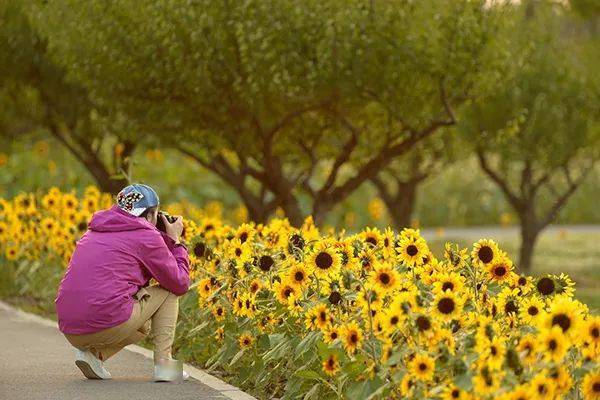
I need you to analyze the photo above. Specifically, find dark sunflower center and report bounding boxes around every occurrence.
[551,313,571,332]
[491,346,497,356]
[379,273,390,285]
[593,382,600,392]
[205,224,214,231]
[319,311,327,322]
[77,222,87,231]
[283,288,293,298]
[406,245,418,256]
[194,243,206,257]
[239,232,248,243]
[289,234,305,250]
[528,306,539,316]
[235,248,242,257]
[518,277,527,285]
[328,291,342,305]
[442,282,454,291]
[592,327,599,338]
[418,363,427,371]
[416,316,431,331]
[437,298,455,314]
[384,238,389,247]
[505,301,518,314]
[451,389,460,398]
[366,237,377,246]
[328,358,335,368]
[330,332,338,340]
[537,277,555,295]
[294,271,305,282]
[390,316,399,325]
[548,339,557,351]
[350,333,358,344]
[478,246,494,263]
[217,308,223,315]
[494,266,507,276]
[315,252,333,269]
[259,255,274,271]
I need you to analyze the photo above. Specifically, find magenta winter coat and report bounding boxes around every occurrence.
[55,205,190,335]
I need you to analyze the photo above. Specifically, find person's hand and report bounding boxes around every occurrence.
[162,214,183,242]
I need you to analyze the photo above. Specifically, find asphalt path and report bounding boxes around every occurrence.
[0,303,239,400]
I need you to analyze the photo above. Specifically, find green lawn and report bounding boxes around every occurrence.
[428,231,600,312]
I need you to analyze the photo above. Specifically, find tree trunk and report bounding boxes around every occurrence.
[518,209,540,271]
[387,181,417,229]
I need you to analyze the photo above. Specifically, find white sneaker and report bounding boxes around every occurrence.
[153,358,189,382]
[75,349,112,380]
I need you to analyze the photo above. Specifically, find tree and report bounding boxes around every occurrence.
[30,0,506,224]
[461,2,600,270]
[0,0,137,194]
[370,134,458,229]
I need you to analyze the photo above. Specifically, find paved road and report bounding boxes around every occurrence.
[0,304,229,400]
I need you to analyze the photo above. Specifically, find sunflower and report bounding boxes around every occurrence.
[227,239,252,265]
[497,287,521,316]
[582,371,600,400]
[408,353,435,381]
[432,271,465,294]
[582,316,600,349]
[431,291,463,322]
[544,295,583,338]
[323,325,340,344]
[481,336,506,370]
[308,243,341,279]
[211,304,226,321]
[382,309,403,332]
[40,217,58,235]
[197,277,213,299]
[369,263,400,293]
[528,372,556,399]
[538,326,568,363]
[519,296,545,324]
[471,239,499,269]
[548,365,573,396]
[322,353,340,376]
[440,384,469,400]
[238,332,254,349]
[5,244,19,261]
[234,223,255,244]
[341,322,363,354]
[396,236,428,267]
[487,254,514,283]
[286,260,311,288]
[273,280,298,305]
[61,192,78,214]
[360,227,382,248]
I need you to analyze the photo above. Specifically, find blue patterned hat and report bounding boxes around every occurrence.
[116,184,160,216]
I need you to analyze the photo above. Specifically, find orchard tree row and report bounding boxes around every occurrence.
[0,0,599,270]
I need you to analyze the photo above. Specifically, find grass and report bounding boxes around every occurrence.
[428,231,600,312]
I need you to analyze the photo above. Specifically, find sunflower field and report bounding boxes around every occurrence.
[1,187,599,400]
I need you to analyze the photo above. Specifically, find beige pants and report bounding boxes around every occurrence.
[65,285,179,362]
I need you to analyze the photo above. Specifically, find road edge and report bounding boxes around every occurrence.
[0,300,257,400]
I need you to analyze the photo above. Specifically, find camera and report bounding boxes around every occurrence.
[156,211,178,233]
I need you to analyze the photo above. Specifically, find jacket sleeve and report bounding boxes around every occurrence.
[137,230,190,296]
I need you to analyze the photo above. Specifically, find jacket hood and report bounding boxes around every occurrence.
[88,205,156,232]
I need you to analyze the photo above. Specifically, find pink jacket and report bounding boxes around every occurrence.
[55,205,190,334]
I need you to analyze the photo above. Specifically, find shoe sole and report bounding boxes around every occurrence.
[75,359,105,380]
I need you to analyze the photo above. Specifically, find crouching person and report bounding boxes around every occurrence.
[55,184,190,381]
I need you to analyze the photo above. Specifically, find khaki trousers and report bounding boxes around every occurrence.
[65,285,179,362]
